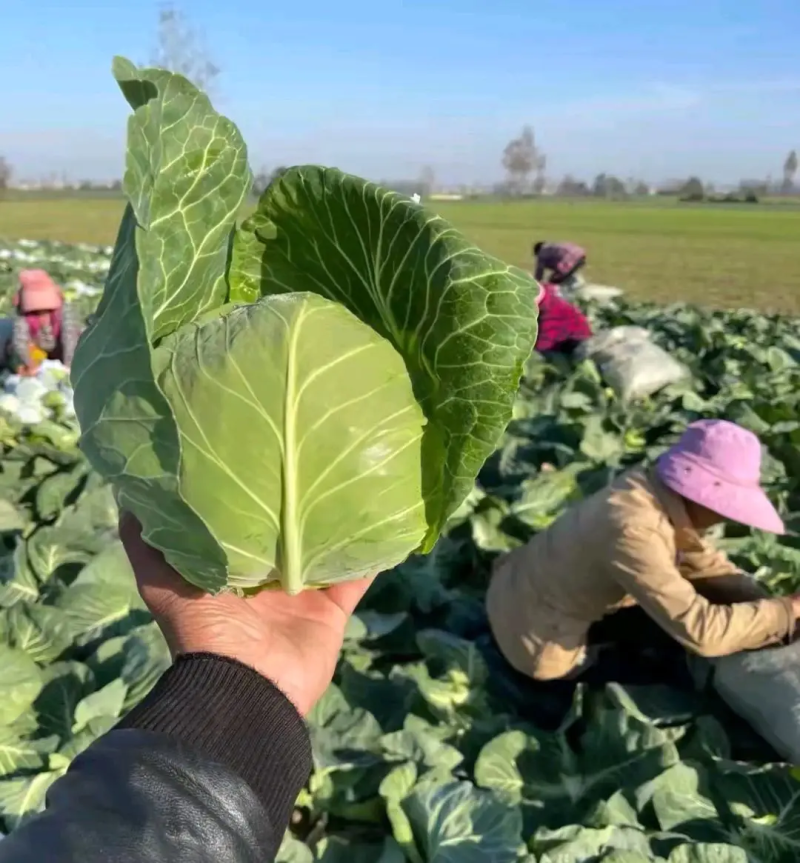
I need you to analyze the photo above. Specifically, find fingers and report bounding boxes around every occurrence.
[118,510,202,600]
[118,510,144,550]
[120,510,375,618]
[119,511,170,582]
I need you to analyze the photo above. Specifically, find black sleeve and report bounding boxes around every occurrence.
[0,653,313,863]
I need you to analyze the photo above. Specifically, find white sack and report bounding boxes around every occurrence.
[713,642,800,764]
[577,326,689,401]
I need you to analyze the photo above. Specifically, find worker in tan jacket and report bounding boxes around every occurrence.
[487,419,799,682]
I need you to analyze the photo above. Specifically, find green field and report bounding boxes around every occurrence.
[1,195,799,313]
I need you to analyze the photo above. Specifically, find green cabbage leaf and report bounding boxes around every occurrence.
[71,57,538,593]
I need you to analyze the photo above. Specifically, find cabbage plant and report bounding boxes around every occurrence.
[71,57,539,594]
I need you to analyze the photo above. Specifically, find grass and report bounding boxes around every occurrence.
[434,199,800,314]
[0,198,124,247]
[2,195,799,314]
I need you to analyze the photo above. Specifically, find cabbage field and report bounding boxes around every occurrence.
[4,234,800,862]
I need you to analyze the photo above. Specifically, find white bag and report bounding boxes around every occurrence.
[579,284,624,302]
[713,642,800,764]
[0,359,74,425]
[558,274,624,303]
[577,326,688,401]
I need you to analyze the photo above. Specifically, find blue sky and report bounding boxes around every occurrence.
[3,0,799,185]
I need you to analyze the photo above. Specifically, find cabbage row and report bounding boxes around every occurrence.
[3,232,800,859]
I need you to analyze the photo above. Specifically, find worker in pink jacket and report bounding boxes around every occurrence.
[534,282,592,357]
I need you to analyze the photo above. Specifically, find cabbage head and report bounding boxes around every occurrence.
[71,57,539,594]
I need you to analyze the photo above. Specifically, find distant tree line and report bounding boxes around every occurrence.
[493,126,800,202]
[783,150,798,192]
[2,1,799,206]
[151,3,220,97]
[0,157,12,196]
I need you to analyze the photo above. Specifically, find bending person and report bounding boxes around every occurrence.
[487,419,799,683]
[534,282,592,358]
[0,514,372,863]
[8,270,81,374]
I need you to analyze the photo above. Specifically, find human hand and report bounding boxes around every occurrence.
[119,512,374,716]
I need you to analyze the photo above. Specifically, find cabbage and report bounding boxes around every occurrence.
[71,58,539,594]
[1,361,75,426]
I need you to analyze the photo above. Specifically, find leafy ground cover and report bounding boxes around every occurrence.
[2,196,800,313]
[0,237,109,320]
[3,237,800,860]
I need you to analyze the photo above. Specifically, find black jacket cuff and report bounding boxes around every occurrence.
[117,652,312,832]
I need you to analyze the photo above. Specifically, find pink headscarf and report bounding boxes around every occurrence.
[16,270,63,313]
[15,270,64,352]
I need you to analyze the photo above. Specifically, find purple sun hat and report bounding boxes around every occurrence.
[656,419,784,535]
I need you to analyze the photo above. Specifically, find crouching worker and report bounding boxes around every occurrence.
[534,282,592,358]
[486,420,800,689]
[8,270,80,374]
[533,240,586,285]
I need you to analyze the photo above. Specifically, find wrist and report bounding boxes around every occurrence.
[167,634,317,717]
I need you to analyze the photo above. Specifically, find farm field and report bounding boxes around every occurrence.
[0,233,800,863]
[3,57,800,859]
[3,230,800,857]
[1,194,799,313]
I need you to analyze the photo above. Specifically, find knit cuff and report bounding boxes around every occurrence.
[117,653,312,830]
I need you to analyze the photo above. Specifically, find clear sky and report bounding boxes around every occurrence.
[2,0,799,185]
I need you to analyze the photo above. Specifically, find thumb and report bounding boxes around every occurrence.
[118,511,202,602]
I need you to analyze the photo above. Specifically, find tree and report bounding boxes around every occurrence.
[782,150,797,192]
[0,157,11,192]
[252,170,271,197]
[151,4,220,95]
[556,175,590,197]
[591,173,607,197]
[502,126,546,195]
[679,176,705,200]
[739,179,768,197]
[532,154,547,194]
[592,173,626,199]
[418,165,436,198]
[251,166,289,197]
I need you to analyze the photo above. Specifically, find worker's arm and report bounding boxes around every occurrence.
[60,301,81,367]
[680,541,770,603]
[609,526,795,657]
[11,315,34,375]
[0,654,312,863]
